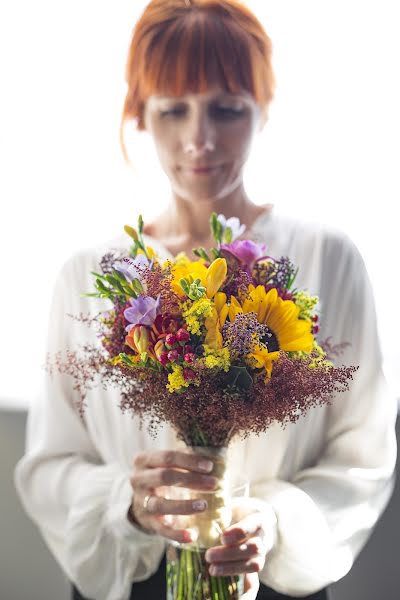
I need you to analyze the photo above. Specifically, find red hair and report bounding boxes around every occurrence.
[120,0,276,163]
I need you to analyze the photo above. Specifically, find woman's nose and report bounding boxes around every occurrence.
[183,109,216,156]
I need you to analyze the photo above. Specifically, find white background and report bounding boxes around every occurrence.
[0,1,399,407]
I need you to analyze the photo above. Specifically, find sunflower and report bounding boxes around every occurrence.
[231,284,314,354]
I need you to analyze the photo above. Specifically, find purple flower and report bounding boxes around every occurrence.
[220,240,267,268]
[124,294,161,332]
[113,255,153,283]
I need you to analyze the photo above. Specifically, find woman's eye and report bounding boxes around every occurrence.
[159,106,245,119]
[160,108,186,117]
[212,106,245,118]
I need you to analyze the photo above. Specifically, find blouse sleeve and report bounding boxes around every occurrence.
[14,251,166,600]
[252,231,397,596]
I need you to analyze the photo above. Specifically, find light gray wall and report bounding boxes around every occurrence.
[1,408,399,600]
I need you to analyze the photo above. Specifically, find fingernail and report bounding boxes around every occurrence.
[192,500,207,511]
[222,532,238,544]
[198,459,213,472]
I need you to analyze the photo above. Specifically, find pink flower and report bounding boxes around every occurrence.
[220,240,267,269]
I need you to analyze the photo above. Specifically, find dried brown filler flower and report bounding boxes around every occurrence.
[46,344,358,446]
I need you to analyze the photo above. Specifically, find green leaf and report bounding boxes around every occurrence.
[226,366,253,389]
[80,292,101,298]
[210,248,220,260]
[112,269,129,283]
[138,214,144,233]
[197,247,212,262]
[179,278,190,294]
[224,226,233,243]
[131,278,144,294]
[96,278,109,292]
[91,271,107,280]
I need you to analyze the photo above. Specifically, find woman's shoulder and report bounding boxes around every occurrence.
[56,232,130,285]
[264,210,361,262]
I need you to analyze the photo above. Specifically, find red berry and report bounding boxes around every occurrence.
[184,353,195,364]
[312,325,320,335]
[165,334,177,347]
[183,345,194,354]
[312,314,319,323]
[183,368,196,381]
[176,328,190,342]
[167,349,179,362]
[158,353,169,366]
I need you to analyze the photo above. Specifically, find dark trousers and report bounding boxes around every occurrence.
[71,554,330,599]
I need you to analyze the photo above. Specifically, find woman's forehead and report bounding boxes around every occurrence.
[150,86,254,102]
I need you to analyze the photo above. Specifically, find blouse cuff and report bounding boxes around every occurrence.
[105,466,163,544]
[251,479,345,596]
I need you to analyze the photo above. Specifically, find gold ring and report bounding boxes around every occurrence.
[143,494,152,511]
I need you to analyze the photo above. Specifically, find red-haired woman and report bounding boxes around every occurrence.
[15,1,397,599]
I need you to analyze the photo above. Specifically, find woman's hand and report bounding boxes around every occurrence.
[204,497,278,600]
[127,449,217,543]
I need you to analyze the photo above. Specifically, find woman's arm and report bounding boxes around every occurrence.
[14,251,166,600]
[250,231,397,596]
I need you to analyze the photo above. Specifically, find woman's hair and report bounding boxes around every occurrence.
[120,0,276,163]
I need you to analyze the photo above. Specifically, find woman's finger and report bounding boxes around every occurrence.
[205,537,264,564]
[133,450,214,474]
[150,518,197,544]
[208,554,265,576]
[131,467,218,490]
[143,494,208,516]
[241,573,260,600]
[222,512,264,545]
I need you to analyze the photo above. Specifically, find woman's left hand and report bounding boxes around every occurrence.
[204,497,277,600]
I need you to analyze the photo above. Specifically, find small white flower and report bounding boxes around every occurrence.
[217,214,246,242]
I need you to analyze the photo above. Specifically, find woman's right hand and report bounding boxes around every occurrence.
[128,450,218,544]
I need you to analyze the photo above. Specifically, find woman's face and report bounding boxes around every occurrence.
[143,85,266,201]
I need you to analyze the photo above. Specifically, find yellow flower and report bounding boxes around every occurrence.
[170,258,208,296]
[137,245,157,259]
[124,225,138,241]
[181,297,213,335]
[204,306,223,349]
[246,345,280,382]
[206,258,227,299]
[166,364,189,393]
[214,292,229,328]
[202,345,231,372]
[232,284,314,357]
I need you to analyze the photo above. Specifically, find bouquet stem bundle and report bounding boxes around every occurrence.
[167,544,243,600]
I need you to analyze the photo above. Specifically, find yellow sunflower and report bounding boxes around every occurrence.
[234,284,314,354]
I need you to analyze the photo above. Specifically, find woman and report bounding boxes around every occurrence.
[14,1,397,599]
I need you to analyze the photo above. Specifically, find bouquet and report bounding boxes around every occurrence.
[48,212,358,599]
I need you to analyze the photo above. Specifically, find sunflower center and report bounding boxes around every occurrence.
[260,329,280,352]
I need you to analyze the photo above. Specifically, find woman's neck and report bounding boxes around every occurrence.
[145,184,268,246]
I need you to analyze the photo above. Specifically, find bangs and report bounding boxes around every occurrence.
[141,14,256,99]
[120,0,276,160]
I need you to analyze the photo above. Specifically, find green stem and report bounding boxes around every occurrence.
[210,575,218,599]
[177,547,185,599]
[186,549,193,599]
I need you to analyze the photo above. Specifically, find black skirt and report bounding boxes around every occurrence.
[71,553,330,600]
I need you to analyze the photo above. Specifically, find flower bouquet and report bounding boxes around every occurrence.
[48,212,358,599]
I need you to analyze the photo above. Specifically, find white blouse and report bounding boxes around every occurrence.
[14,209,397,599]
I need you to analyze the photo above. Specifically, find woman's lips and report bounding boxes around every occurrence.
[185,165,221,175]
